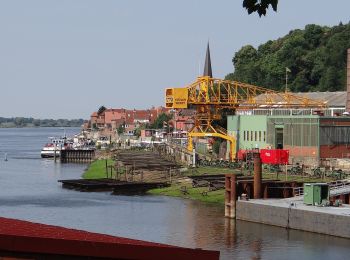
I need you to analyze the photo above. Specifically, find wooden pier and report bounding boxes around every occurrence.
[60,149,95,163]
[59,178,169,194]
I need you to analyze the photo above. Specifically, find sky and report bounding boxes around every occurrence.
[0,0,349,119]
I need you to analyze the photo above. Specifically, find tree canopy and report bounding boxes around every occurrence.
[151,113,172,129]
[226,23,350,92]
[97,106,107,115]
[243,0,278,17]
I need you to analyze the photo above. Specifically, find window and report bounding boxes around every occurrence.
[259,131,261,142]
[264,131,266,142]
[243,131,246,141]
[255,131,257,141]
[251,131,253,141]
[247,131,249,141]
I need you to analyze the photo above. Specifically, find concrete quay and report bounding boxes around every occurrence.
[236,197,350,239]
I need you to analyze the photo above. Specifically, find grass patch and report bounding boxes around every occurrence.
[148,183,225,205]
[83,159,114,179]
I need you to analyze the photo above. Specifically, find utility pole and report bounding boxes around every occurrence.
[285,67,291,93]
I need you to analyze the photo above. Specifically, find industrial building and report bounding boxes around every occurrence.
[227,49,350,166]
[228,112,350,165]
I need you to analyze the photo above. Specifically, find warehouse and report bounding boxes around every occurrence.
[227,92,350,165]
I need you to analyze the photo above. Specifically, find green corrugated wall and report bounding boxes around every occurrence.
[227,115,268,151]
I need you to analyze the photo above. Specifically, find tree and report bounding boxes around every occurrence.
[228,22,350,92]
[97,106,107,115]
[243,0,278,17]
[212,139,222,155]
[33,119,41,127]
[151,113,172,129]
[14,117,25,127]
[117,123,125,135]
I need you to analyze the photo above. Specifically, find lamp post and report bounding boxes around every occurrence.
[285,67,291,92]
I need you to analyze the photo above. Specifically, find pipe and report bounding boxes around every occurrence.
[347,49,350,111]
[253,152,262,199]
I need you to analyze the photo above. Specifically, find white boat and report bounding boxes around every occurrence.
[40,137,68,158]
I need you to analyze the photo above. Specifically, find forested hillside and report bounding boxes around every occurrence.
[226,23,350,92]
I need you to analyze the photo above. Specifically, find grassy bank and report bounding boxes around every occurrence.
[148,168,332,205]
[83,159,114,179]
[83,160,332,205]
[148,183,225,205]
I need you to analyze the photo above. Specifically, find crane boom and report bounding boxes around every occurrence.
[165,76,327,161]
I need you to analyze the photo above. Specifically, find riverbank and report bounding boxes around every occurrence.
[83,159,114,179]
[148,184,225,205]
[82,159,333,205]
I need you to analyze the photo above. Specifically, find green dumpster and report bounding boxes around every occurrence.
[303,183,329,206]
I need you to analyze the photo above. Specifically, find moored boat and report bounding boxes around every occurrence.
[40,137,69,158]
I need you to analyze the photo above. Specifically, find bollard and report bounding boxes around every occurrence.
[225,174,237,219]
[253,152,262,199]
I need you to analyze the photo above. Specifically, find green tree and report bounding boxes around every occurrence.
[151,113,172,129]
[14,117,25,127]
[97,106,107,115]
[243,0,278,16]
[117,123,125,135]
[227,22,350,92]
[33,119,41,127]
[212,139,222,155]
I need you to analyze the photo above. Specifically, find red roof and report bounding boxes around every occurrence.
[0,217,219,260]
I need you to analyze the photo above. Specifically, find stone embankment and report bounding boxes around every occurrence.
[236,198,350,239]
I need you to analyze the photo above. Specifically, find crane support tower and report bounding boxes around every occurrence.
[165,44,327,161]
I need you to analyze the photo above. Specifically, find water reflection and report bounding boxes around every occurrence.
[224,218,236,247]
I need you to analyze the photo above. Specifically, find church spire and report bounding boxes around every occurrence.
[203,42,213,77]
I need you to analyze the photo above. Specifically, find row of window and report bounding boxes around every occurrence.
[243,130,266,142]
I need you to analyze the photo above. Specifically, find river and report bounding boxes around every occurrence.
[0,127,349,259]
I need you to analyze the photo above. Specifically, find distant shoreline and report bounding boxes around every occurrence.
[0,125,82,129]
[0,117,85,128]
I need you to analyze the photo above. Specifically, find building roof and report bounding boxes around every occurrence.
[178,109,196,117]
[256,91,346,108]
[105,108,126,113]
[293,91,346,107]
[0,217,219,260]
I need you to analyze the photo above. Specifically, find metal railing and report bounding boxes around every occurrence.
[329,180,350,191]
[293,187,304,197]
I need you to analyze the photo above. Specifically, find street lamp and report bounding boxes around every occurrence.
[285,67,291,92]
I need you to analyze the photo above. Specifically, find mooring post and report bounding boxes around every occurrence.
[54,145,57,163]
[105,159,108,177]
[192,148,196,167]
[225,174,236,219]
[285,163,288,181]
[253,152,262,199]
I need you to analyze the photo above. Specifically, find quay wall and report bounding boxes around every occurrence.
[236,200,350,239]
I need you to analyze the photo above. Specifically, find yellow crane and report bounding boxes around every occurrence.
[165,45,327,160]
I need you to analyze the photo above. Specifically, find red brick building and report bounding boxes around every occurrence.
[89,107,170,134]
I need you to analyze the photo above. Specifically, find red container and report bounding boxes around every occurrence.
[260,149,289,164]
[237,149,246,160]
